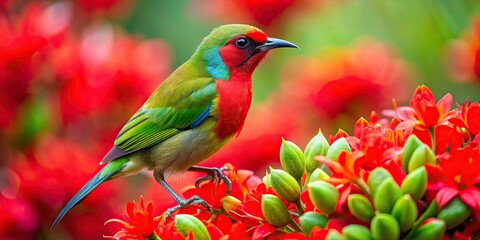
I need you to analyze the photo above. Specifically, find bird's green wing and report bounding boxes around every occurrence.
[113,77,217,153]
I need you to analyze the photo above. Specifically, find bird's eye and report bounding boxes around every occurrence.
[235,37,249,49]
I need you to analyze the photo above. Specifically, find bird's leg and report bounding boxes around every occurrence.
[154,172,211,217]
[188,165,232,194]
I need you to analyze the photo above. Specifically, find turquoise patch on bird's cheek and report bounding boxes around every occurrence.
[204,47,230,80]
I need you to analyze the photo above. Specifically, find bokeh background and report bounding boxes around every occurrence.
[1,0,480,239]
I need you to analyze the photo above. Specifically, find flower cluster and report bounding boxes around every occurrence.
[107,85,480,239]
[0,1,171,239]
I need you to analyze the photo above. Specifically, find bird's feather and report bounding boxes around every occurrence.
[100,78,218,164]
[51,158,129,229]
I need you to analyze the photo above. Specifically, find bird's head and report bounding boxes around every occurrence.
[192,24,298,80]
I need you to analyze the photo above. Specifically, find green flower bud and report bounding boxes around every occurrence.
[299,212,329,236]
[437,197,472,230]
[308,181,339,215]
[326,230,345,240]
[325,137,351,162]
[269,168,301,203]
[280,138,306,180]
[401,166,427,201]
[402,135,423,173]
[261,194,292,227]
[342,224,372,240]
[408,144,436,173]
[263,171,272,188]
[221,195,242,212]
[347,194,374,222]
[305,129,330,174]
[373,178,403,213]
[392,194,418,232]
[371,213,400,240]
[367,167,392,196]
[309,168,330,182]
[407,218,445,240]
[175,214,211,240]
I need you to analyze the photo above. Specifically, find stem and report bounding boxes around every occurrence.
[354,177,371,197]
[289,219,303,233]
[295,199,305,215]
[403,200,439,240]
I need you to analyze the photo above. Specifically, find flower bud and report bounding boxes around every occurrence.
[175,214,211,240]
[280,138,306,180]
[308,181,339,215]
[408,144,436,173]
[221,196,242,212]
[370,213,400,240]
[261,194,292,227]
[367,167,392,196]
[269,168,301,203]
[373,178,402,213]
[325,137,351,162]
[299,212,329,236]
[401,166,427,201]
[326,230,345,240]
[263,171,272,188]
[408,218,446,240]
[305,129,330,174]
[347,194,374,222]
[391,194,417,232]
[437,197,471,229]
[342,224,372,240]
[309,168,330,182]
[402,135,423,172]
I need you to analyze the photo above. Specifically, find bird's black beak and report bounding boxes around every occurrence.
[255,37,299,52]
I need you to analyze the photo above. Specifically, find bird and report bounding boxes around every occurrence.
[51,24,297,228]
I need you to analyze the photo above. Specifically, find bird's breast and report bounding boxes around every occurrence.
[214,77,252,139]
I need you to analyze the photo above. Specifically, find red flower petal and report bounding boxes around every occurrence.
[252,224,277,240]
[436,187,460,207]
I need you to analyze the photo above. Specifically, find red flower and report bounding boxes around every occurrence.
[384,85,457,148]
[106,196,161,239]
[426,145,480,219]
[446,17,480,82]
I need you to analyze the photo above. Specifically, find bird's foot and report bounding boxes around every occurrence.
[194,166,232,194]
[165,195,211,218]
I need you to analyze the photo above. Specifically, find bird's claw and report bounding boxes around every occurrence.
[165,195,212,218]
[194,167,232,194]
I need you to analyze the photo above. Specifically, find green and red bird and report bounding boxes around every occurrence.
[51,24,297,228]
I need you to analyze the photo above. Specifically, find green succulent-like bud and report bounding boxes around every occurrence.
[402,135,423,173]
[263,171,272,188]
[325,137,351,162]
[370,213,400,240]
[269,167,301,203]
[280,138,306,180]
[373,178,403,213]
[347,194,374,222]
[308,181,339,215]
[342,224,373,240]
[407,218,446,240]
[408,144,436,173]
[326,230,345,240]
[305,129,330,174]
[261,194,292,227]
[299,212,329,236]
[401,166,427,201]
[220,195,242,212]
[392,194,418,232]
[437,197,472,230]
[367,167,392,196]
[309,168,330,182]
[175,214,211,240]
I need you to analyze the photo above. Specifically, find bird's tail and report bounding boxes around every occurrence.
[51,157,129,229]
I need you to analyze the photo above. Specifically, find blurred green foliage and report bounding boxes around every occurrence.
[125,0,480,103]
